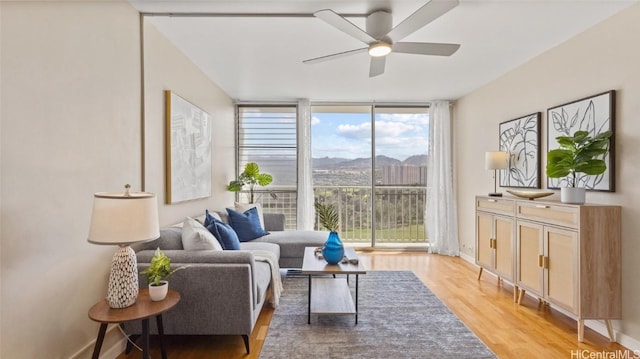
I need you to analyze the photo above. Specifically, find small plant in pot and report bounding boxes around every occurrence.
[546,130,612,204]
[314,199,344,265]
[227,162,277,203]
[141,248,185,301]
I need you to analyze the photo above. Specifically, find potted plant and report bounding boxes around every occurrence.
[546,130,612,204]
[314,199,344,265]
[141,248,185,301]
[227,162,277,203]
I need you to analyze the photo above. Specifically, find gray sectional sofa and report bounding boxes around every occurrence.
[124,212,328,353]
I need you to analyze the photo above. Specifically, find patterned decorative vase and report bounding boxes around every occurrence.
[322,231,344,265]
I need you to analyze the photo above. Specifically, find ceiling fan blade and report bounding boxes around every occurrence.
[369,56,386,77]
[303,47,368,64]
[314,9,377,44]
[392,42,460,56]
[386,0,459,43]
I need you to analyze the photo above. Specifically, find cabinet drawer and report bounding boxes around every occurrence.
[517,202,578,229]
[476,197,514,215]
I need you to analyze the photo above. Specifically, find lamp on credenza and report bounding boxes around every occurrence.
[88,184,159,308]
[485,151,508,197]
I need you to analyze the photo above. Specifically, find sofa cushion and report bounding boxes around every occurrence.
[182,217,223,251]
[252,230,328,260]
[226,207,269,242]
[239,241,281,259]
[137,227,184,251]
[234,202,266,230]
[203,209,222,227]
[207,219,241,250]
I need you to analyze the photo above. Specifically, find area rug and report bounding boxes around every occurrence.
[260,271,496,359]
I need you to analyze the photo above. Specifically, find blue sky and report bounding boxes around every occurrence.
[311,111,430,161]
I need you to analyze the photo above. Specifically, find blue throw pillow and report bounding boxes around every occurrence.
[206,218,240,250]
[203,209,219,227]
[226,207,269,242]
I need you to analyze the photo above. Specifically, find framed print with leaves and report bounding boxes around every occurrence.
[499,112,541,188]
[546,90,615,191]
[165,90,212,204]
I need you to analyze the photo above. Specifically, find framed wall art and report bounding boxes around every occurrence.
[165,90,212,204]
[499,112,541,188]
[546,90,615,191]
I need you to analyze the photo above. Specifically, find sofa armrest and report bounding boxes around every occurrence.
[136,249,254,264]
[132,263,257,335]
[263,213,285,231]
[137,249,258,308]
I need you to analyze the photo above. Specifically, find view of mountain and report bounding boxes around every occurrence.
[312,154,427,169]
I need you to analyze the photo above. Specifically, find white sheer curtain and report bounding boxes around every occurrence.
[297,99,314,230]
[426,101,459,256]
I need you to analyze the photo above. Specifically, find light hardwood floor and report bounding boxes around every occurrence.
[117,251,628,359]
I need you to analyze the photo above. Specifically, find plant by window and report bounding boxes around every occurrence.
[227,162,276,203]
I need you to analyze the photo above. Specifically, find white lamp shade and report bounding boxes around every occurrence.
[485,151,508,170]
[88,191,160,245]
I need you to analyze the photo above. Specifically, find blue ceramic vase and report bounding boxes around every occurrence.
[322,231,344,265]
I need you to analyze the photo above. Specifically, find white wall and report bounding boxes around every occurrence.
[143,20,236,226]
[1,2,141,358]
[0,2,235,358]
[455,2,640,346]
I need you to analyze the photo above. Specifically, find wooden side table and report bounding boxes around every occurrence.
[88,289,180,359]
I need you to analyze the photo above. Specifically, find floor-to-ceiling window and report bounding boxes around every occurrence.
[311,104,429,248]
[236,105,298,228]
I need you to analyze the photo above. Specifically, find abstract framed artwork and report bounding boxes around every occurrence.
[165,90,212,204]
[499,112,541,188]
[546,90,615,191]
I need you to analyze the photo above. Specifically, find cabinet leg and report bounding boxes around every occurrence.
[517,289,526,305]
[477,267,483,280]
[605,320,615,342]
[578,319,585,342]
[513,286,519,303]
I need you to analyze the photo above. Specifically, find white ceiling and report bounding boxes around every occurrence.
[130,0,637,102]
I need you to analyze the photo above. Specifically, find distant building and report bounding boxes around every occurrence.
[382,165,427,185]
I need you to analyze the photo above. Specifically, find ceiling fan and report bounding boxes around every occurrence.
[303,0,461,77]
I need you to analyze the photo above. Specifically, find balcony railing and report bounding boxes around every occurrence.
[248,186,427,245]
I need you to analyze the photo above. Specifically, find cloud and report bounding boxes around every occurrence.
[375,121,422,137]
[337,122,371,139]
[311,116,320,126]
[378,113,429,125]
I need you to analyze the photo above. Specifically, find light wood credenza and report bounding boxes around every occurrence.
[475,195,621,342]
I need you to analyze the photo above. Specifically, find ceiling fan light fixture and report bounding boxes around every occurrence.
[368,42,392,57]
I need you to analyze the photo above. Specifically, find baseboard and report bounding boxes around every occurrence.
[613,326,640,351]
[459,252,475,264]
[70,325,126,359]
[519,289,639,348]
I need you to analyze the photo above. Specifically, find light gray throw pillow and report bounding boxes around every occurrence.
[181,217,223,251]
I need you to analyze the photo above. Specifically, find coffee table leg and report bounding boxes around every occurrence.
[355,274,359,325]
[307,275,312,324]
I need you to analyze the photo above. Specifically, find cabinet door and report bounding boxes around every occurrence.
[494,216,514,281]
[516,220,543,295]
[476,212,493,269]
[545,226,578,313]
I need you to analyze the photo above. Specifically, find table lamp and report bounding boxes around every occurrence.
[88,185,159,308]
[485,151,508,197]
